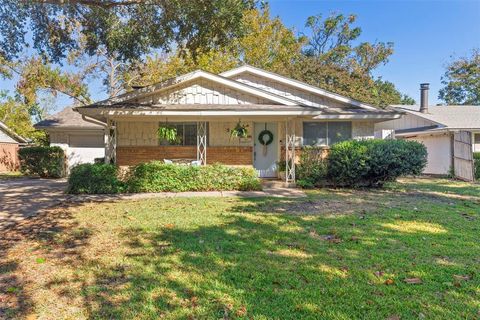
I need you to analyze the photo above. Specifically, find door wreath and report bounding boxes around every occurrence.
[258,129,274,156]
[258,130,274,146]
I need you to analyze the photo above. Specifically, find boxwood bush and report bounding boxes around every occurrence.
[19,146,66,178]
[474,152,480,180]
[327,139,427,187]
[127,162,262,192]
[67,163,125,194]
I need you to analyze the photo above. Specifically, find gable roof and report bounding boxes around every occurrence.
[97,69,305,107]
[35,107,104,130]
[392,105,480,130]
[220,65,377,110]
[0,121,28,143]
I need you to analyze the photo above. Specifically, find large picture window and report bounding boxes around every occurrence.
[159,122,199,146]
[303,121,352,146]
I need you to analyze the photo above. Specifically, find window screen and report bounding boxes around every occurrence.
[303,122,352,146]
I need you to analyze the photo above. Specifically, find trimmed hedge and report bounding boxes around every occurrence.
[67,163,125,194]
[19,146,66,178]
[127,162,262,192]
[66,162,262,194]
[474,152,480,180]
[327,139,427,187]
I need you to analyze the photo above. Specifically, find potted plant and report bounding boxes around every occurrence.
[277,160,287,180]
[157,125,178,143]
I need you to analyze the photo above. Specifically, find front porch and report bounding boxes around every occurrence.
[106,117,298,184]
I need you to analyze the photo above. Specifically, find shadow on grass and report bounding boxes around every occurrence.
[78,193,478,319]
[0,202,91,319]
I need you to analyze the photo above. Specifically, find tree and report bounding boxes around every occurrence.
[236,7,305,74]
[439,49,480,105]
[123,6,304,88]
[0,0,255,63]
[292,13,410,107]
[0,56,89,140]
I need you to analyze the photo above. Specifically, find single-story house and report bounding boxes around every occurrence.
[35,107,105,169]
[375,84,479,181]
[69,65,403,183]
[0,121,27,172]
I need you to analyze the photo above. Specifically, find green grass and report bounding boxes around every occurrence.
[2,178,479,319]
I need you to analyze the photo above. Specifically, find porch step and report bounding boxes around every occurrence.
[261,179,287,188]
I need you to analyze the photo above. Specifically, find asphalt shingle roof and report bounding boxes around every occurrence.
[391,105,480,129]
[35,107,104,129]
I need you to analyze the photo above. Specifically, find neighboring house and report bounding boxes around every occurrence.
[376,84,479,180]
[0,121,27,172]
[73,65,402,183]
[35,107,105,169]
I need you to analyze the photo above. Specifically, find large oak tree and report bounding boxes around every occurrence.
[0,0,255,63]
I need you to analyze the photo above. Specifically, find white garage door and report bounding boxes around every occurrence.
[69,134,104,147]
[67,134,105,169]
[407,134,452,175]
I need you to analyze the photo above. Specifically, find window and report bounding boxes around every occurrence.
[303,121,352,146]
[475,133,480,144]
[159,122,198,146]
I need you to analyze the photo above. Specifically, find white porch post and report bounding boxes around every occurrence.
[197,121,207,165]
[285,118,296,186]
[105,118,117,164]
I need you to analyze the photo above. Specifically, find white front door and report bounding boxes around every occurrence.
[254,122,278,178]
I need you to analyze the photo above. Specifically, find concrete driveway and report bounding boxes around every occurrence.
[0,178,67,229]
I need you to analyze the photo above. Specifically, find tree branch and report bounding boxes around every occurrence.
[33,0,151,9]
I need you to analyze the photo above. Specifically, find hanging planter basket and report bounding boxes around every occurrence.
[228,121,249,140]
[157,125,178,143]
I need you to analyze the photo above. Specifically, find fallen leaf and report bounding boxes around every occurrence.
[164,223,175,229]
[404,277,422,284]
[236,305,247,317]
[387,315,400,320]
[384,279,395,285]
[374,271,384,277]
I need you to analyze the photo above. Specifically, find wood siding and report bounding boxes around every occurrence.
[117,146,253,166]
[136,79,273,105]
[232,73,348,108]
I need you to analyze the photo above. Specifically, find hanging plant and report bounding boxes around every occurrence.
[157,125,178,143]
[228,121,249,140]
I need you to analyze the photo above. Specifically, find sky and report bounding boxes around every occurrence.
[1,0,479,112]
[269,0,480,104]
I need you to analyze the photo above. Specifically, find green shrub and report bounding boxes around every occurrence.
[297,146,327,188]
[67,163,125,194]
[327,139,427,187]
[127,162,262,192]
[18,146,66,178]
[474,152,480,180]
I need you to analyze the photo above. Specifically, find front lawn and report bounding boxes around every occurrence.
[1,178,479,319]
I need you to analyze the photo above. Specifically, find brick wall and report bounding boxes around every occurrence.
[0,143,19,172]
[116,146,253,166]
[209,147,252,165]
